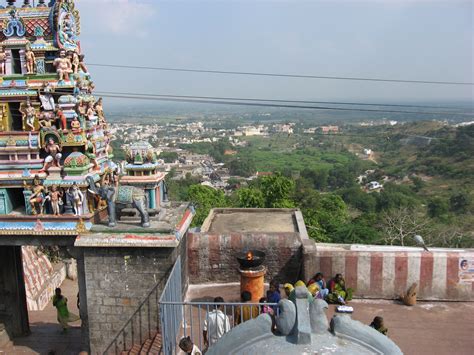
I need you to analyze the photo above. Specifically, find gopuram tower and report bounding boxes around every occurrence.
[0,2,193,353]
[0,0,111,223]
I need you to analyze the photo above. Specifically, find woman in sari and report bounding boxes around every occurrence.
[326,274,353,304]
[52,288,80,332]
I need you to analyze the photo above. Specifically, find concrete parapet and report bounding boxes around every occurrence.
[302,242,474,301]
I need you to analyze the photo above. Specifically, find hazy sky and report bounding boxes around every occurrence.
[75,0,473,106]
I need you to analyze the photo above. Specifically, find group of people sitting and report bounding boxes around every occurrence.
[282,272,354,305]
[177,274,387,354]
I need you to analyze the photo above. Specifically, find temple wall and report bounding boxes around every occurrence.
[302,243,474,301]
[83,235,189,354]
[187,231,303,284]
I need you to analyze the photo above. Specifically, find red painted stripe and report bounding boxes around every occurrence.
[187,233,200,277]
[446,253,460,299]
[394,253,408,296]
[419,253,434,296]
[230,234,242,251]
[370,253,384,295]
[345,254,358,290]
[319,255,332,280]
[208,234,221,267]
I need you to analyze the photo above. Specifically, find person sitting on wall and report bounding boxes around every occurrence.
[308,272,329,299]
[178,336,201,355]
[369,316,388,336]
[234,291,259,326]
[326,274,353,305]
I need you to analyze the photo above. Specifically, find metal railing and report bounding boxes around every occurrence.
[159,301,279,354]
[159,256,183,355]
[102,256,182,355]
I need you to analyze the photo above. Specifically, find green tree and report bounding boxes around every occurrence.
[427,197,449,218]
[228,158,256,177]
[236,188,265,208]
[257,173,296,208]
[449,191,472,214]
[158,151,179,163]
[187,185,227,226]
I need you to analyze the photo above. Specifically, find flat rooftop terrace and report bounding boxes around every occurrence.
[186,283,474,355]
[202,208,301,234]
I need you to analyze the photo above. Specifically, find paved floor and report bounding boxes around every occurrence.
[186,283,474,355]
[2,279,82,355]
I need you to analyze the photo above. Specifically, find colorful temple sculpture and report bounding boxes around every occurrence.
[0,0,123,234]
[122,141,166,211]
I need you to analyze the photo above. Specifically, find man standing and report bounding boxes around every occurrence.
[203,297,231,348]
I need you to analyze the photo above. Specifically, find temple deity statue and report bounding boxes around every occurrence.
[20,101,37,131]
[45,184,63,216]
[25,175,46,215]
[55,108,67,131]
[41,137,62,172]
[94,97,105,125]
[25,46,36,74]
[70,116,82,134]
[54,49,72,82]
[85,139,99,171]
[71,50,80,74]
[0,46,6,75]
[38,111,55,130]
[67,183,83,216]
[39,82,55,111]
[79,53,88,73]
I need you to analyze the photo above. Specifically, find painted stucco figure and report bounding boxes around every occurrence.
[86,176,151,228]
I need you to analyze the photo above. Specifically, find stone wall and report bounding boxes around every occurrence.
[0,246,29,338]
[302,243,474,301]
[84,236,188,354]
[187,231,303,284]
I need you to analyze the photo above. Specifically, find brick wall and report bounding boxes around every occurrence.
[302,243,474,301]
[84,235,189,354]
[187,232,303,284]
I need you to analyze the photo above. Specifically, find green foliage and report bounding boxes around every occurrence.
[158,151,178,163]
[449,191,472,214]
[236,188,265,208]
[427,197,449,218]
[257,173,296,208]
[227,158,256,177]
[187,185,227,227]
[339,187,377,213]
[166,172,200,201]
[375,183,420,211]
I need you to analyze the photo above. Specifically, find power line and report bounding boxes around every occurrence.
[74,91,474,117]
[94,90,469,111]
[88,63,474,86]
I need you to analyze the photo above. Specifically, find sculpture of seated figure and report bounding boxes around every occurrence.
[38,111,56,130]
[40,138,62,172]
[26,175,45,215]
[54,49,72,82]
[70,116,82,134]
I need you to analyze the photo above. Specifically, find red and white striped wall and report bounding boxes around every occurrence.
[303,244,474,301]
[22,246,66,311]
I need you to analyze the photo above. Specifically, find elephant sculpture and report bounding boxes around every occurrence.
[86,176,150,228]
